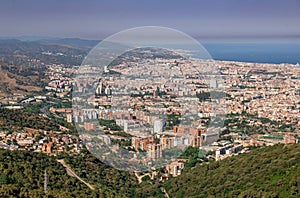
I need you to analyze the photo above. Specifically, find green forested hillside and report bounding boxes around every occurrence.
[135,144,300,198]
[0,149,98,197]
[62,149,138,197]
[0,109,61,131]
[0,149,138,198]
[1,144,299,198]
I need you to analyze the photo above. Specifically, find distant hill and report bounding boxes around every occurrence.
[39,38,100,49]
[0,38,100,97]
[0,37,100,49]
[136,144,300,198]
[0,36,58,41]
[0,39,90,55]
[0,65,44,98]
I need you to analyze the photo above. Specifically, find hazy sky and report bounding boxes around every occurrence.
[1,0,300,40]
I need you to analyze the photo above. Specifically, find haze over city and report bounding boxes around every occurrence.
[1,0,300,41]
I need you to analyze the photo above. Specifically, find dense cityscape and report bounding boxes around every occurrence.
[0,47,299,178]
[1,0,300,197]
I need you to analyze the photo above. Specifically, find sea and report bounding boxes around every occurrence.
[202,43,300,64]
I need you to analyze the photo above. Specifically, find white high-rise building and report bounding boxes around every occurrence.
[105,86,112,95]
[153,119,165,134]
[210,79,218,88]
[95,81,106,96]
